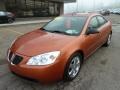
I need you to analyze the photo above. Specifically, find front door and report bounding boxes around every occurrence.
[83,16,101,57]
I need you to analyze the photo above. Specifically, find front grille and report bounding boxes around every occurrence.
[12,55,23,65]
[8,51,23,65]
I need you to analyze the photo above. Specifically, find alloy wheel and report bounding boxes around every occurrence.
[68,56,81,78]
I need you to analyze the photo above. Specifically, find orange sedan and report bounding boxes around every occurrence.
[7,13,112,82]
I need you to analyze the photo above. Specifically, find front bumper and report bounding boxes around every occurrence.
[8,51,66,82]
[9,63,64,82]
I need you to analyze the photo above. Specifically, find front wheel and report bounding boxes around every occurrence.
[103,33,112,47]
[8,18,14,23]
[64,53,82,81]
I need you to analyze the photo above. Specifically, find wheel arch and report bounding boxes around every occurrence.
[63,49,84,81]
[73,50,84,63]
[64,49,85,66]
[110,30,112,34]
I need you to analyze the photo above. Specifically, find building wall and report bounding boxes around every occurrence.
[49,0,76,3]
[0,2,5,11]
[60,3,64,14]
[0,0,68,17]
[5,0,63,17]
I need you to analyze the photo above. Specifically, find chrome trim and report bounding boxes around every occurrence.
[10,53,15,65]
[7,50,11,62]
[7,50,15,65]
[11,62,15,65]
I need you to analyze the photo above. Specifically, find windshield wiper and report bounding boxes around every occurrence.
[40,28,70,35]
[51,30,63,33]
[50,30,69,35]
[40,27,52,32]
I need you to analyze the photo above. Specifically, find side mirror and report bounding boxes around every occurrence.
[86,27,99,35]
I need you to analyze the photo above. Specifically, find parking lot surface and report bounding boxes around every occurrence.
[0,14,120,90]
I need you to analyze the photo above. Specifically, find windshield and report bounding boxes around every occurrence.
[42,16,87,36]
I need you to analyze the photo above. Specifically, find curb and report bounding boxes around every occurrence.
[0,19,51,27]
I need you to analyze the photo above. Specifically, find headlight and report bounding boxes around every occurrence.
[27,51,60,65]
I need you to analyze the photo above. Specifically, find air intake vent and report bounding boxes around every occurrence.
[8,51,23,65]
[12,55,23,65]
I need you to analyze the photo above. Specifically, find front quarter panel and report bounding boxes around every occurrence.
[60,36,87,65]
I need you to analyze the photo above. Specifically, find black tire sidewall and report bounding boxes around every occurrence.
[104,33,112,47]
[8,18,14,23]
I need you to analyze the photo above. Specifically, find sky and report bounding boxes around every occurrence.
[64,0,120,13]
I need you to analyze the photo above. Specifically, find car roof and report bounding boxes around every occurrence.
[62,12,101,17]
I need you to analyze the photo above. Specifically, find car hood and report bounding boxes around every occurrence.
[11,30,76,56]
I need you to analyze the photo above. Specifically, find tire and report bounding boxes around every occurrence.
[64,53,83,81]
[8,18,14,23]
[103,33,112,47]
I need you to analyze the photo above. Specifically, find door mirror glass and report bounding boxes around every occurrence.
[86,27,99,35]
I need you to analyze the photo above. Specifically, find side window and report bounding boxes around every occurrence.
[97,16,107,26]
[89,17,99,29]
